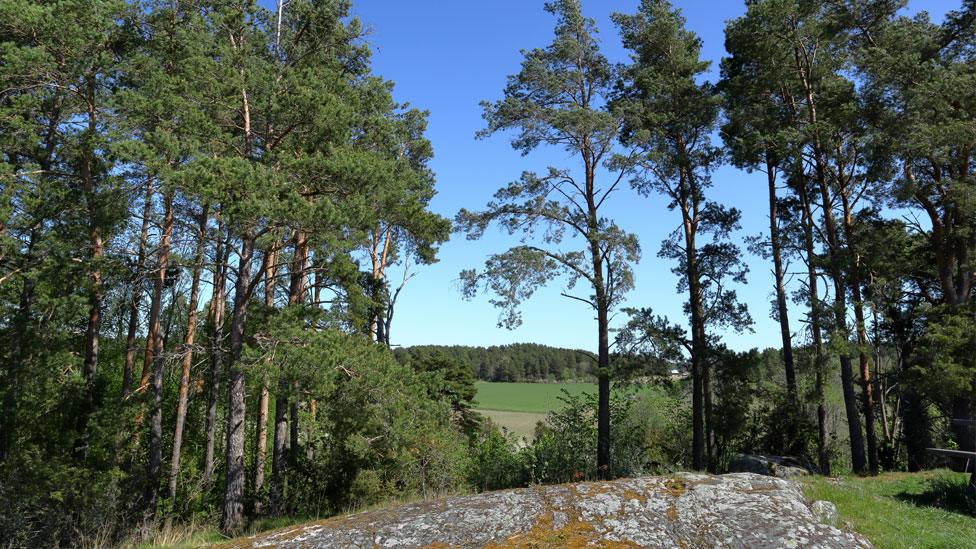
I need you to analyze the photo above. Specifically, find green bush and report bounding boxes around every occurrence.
[268,328,471,514]
[467,427,530,491]
[525,388,685,484]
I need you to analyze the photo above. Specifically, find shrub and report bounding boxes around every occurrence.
[467,427,530,491]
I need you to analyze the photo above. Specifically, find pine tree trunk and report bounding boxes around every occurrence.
[122,177,154,399]
[584,152,611,479]
[253,385,269,511]
[271,378,289,515]
[145,191,175,518]
[272,230,307,508]
[77,78,103,461]
[221,229,257,534]
[596,301,610,479]
[796,52,865,474]
[836,299,867,474]
[840,192,879,474]
[253,240,278,512]
[811,159,865,474]
[168,204,209,500]
[703,349,716,471]
[766,158,797,401]
[289,400,300,466]
[798,185,831,475]
[689,288,708,471]
[0,229,37,462]
[203,219,229,490]
[140,190,170,393]
[679,177,707,472]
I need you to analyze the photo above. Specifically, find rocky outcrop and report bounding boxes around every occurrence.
[228,473,868,548]
[729,454,813,479]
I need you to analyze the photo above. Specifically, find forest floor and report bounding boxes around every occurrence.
[800,469,975,548]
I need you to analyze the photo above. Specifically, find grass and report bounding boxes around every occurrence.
[473,381,596,413]
[801,470,976,548]
[477,409,547,440]
[473,382,595,439]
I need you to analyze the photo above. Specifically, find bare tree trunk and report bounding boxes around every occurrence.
[840,191,879,474]
[221,229,257,534]
[252,240,279,513]
[77,77,104,461]
[123,177,154,398]
[0,229,37,462]
[203,218,229,490]
[766,157,797,401]
[793,42,865,474]
[834,283,866,474]
[581,150,611,479]
[168,204,209,501]
[271,375,289,515]
[703,349,716,471]
[382,257,413,347]
[272,230,307,512]
[253,385,269,511]
[140,194,169,393]
[596,300,610,479]
[689,284,708,471]
[289,400,300,466]
[679,178,707,472]
[798,183,831,475]
[812,159,865,474]
[145,191,175,519]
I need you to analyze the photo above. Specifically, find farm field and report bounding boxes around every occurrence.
[473,381,596,413]
[473,381,596,439]
[476,409,547,440]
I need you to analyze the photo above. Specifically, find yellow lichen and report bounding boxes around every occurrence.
[485,509,639,549]
[621,488,647,503]
[741,483,779,493]
[482,483,644,548]
[661,478,689,497]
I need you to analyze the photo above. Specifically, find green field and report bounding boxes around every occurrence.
[801,471,976,548]
[473,381,596,413]
[476,409,547,439]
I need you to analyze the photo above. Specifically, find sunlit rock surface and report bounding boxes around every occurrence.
[227,472,870,548]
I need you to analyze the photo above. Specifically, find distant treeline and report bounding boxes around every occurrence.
[395,344,595,382]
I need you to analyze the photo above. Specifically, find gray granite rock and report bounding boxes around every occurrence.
[729,454,812,479]
[227,473,869,548]
[810,500,839,527]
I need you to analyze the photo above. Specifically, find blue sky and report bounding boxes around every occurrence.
[340,0,956,352]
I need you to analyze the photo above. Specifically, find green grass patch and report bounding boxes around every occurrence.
[476,409,547,439]
[801,470,975,548]
[473,381,596,413]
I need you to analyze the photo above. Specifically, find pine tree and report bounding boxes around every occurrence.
[458,0,639,478]
[614,0,752,471]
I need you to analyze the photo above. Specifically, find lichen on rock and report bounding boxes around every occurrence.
[225,473,870,548]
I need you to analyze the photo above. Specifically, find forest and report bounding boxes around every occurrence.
[0,0,974,546]
[394,344,594,382]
